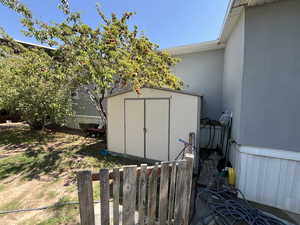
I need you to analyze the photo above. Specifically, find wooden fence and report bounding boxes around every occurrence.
[77,153,194,225]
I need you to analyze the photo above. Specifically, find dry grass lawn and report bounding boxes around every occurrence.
[0,123,136,225]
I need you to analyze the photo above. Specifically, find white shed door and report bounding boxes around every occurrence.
[125,100,144,157]
[145,99,169,161]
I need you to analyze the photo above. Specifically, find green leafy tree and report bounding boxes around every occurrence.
[0,0,183,126]
[0,35,74,129]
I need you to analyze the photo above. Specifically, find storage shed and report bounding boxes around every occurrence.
[107,87,202,161]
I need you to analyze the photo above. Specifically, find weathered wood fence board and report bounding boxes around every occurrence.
[78,154,194,225]
[167,162,177,224]
[123,165,137,225]
[147,163,158,225]
[112,168,120,225]
[159,162,170,225]
[77,171,95,225]
[174,160,187,225]
[184,155,194,225]
[138,164,147,225]
[100,169,110,225]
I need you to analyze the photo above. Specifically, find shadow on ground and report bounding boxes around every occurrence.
[0,125,136,182]
[0,125,55,151]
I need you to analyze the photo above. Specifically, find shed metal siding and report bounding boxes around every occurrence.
[107,88,200,161]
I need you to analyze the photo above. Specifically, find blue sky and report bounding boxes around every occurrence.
[0,0,230,49]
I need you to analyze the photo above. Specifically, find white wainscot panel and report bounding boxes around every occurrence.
[230,144,300,214]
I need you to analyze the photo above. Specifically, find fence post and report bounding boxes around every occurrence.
[77,171,95,225]
[184,154,194,225]
[188,132,195,154]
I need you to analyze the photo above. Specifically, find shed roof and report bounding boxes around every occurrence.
[106,87,203,98]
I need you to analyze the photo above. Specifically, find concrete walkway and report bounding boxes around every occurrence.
[94,202,139,225]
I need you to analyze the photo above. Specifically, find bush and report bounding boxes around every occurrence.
[0,41,74,129]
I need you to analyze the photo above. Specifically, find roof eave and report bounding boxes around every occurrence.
[15,39,56,50]
[163,40,225,56]
[219,0,281,43]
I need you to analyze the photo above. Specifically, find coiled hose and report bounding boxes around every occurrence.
[198,187,288,225]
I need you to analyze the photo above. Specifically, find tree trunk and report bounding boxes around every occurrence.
[99,90,107,120]
[29,120,45,130]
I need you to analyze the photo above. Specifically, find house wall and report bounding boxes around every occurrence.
[172,49,224,120]
[228,1,300,214]
[68,89,105,129]
[222,11,245,141]
[72,90,99,117]
[240,0,300,152]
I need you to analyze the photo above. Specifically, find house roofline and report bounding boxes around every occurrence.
[162,0,237,55]
[165,0,281,55]
[218,0,237,44]
[0,37,56,50]
[14,39,56,50]
[162,40,225,56]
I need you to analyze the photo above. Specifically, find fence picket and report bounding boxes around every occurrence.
[159,162,170,225]
[100,169,110,225]
[113,168,120,225]
[138,164,147,225]
[174,160,188,225]
[123,165,137,225]
[77,171,95,225]
[168,162,177,224]
[184,154,194,225]
[78,156,194,225]
[148,163,158,225]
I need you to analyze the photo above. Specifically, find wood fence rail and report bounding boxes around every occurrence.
[77,153,194,225]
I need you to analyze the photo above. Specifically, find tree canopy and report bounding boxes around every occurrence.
[0,0,182,127]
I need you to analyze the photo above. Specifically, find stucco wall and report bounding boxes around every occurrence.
[240,1,300,152]
[172,49,224,120]
[222,11,245,141]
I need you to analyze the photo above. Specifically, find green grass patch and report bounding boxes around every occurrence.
[0,184,6,191]
[0,153,35,179]
[36,196,79,225]
[0,126,54,146]
[0,197,22,211]
[93,181,100,200]
[47,191,58,200]
[0,124,139,225]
